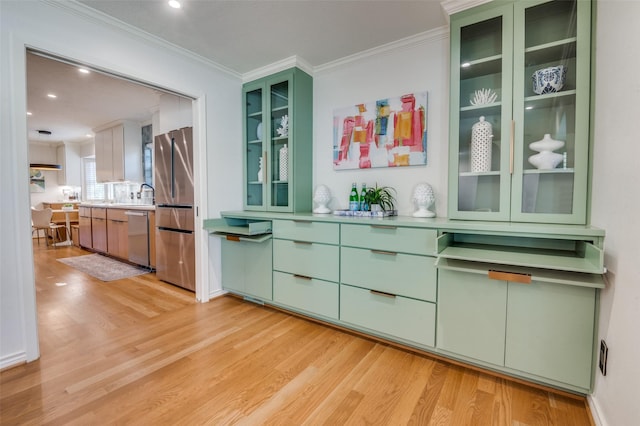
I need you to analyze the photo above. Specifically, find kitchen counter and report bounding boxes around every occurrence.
[80,203,155,211]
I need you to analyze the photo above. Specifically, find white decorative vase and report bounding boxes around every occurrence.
[412,183,436,218]
[279,144,288,181]
[528,134,564,170]
[313,184,332,214]
[471,116,493,172]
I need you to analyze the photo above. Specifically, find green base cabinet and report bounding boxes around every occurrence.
[273,271,338,320]
[437,266,597,391]
[221,236,273,301]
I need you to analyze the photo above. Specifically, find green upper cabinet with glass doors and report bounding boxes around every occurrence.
[243,67,313,212]
[448,0,592,224]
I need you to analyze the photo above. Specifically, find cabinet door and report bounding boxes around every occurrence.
[95,128,113,182]
[267,76,291,211]
[437,269,507,366]
[510,0,590,223]
[79,215,92,248]
[505,281,596,389]
[91,217,107,253]
[449,4,514,221]
[243,82,265,210]
[221,237,272,301]
[111,124,125,181]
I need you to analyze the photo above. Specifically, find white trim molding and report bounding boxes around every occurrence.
[441,0,494,17]
[1,351,27,371]
[242,56,314,83]
[588,395,607,426]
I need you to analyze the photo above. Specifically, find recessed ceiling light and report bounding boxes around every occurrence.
[86,133,92,138]
[47,93,57,99]
[168,0,181,9]
[78,67,90,74]
[27,111,32,116]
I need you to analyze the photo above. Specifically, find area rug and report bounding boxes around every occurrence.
[57,254,150,282]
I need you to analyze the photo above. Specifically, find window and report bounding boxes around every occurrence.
[142,124,153,186]
[82,157,104,201]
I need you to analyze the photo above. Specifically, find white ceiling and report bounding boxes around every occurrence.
[27,0,449,146]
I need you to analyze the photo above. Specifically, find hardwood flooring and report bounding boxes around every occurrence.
[0,241,594,425]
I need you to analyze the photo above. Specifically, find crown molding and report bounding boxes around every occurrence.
[44,0,241,80]
[314,26,448,74]
[242,56,314,83]
[440,0,494,17]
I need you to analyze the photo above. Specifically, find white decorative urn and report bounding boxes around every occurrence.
[528,134,564,170]
[471,116,493,173]
[412,183,436,218]
[312,184,332,214]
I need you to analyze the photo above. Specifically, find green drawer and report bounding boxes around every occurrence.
[341,224,437,255]
[273,239,339,282]
[341,247,436,302]
[340,284,436,347]
[273,271,339,320]
[273,219,339,244]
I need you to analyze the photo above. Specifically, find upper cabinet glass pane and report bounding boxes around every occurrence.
[245,88,263,207]
[519,0,578,216]
[456,15,505,215]
[270,80,289,208]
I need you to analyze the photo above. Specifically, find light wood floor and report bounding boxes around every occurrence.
[0,241,594,425]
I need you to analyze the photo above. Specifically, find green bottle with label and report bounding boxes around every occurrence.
[360,183,368,211]
[349,182,359,211]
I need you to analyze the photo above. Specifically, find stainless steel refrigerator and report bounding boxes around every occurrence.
[154,126,195,291]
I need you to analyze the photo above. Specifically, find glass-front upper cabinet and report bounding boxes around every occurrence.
[448,0,591,224]
[243,68,313,212]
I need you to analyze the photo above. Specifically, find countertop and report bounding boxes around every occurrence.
[79,203,155,211]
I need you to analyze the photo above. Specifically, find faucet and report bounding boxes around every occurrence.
[139,183,155,205]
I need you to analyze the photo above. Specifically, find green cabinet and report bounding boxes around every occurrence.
[243,68,313,212]
[272,220,340,320]
[437,263,598,392]
[448,0,592,224]
[221,235,273,301]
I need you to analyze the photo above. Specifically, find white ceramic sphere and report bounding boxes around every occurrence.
[313,184,332,214]
[412,183,435,218]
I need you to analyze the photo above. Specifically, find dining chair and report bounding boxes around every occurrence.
[31,207,65,247]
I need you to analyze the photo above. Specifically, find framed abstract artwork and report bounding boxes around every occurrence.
[333,91,428,170]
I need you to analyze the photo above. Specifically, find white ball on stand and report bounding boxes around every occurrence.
[313,184,332,214]
[412,183,435,218]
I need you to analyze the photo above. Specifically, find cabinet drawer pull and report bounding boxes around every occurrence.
[293,274,312,281]
[371,225,397,230]
[293,240,312,245]
[488,269,531,284]
[292,219,311,224]
[370,249,397,256]
[370,289,397,298]
[226,235,240,242]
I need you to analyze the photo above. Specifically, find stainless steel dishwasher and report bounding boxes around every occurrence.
[125,210,150,268]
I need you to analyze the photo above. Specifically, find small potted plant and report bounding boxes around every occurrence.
[363,184,396,212]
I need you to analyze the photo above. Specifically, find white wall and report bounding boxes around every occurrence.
[28,144,65,207]
[0,0,242,368]
[589,1,640,425]
[313,31,450,216]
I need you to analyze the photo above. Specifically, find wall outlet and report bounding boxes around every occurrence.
[599,340,608,376]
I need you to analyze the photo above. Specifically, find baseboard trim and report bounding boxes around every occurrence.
[0,351,27,371]
[588,395,606,426]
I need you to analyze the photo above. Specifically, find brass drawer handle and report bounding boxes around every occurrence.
[371,249,397,256]
[293,240,312,245]
[488,270,531,284]
[370,289,397,298]
[293,274,312,281]
[226,235,240,242]
[292,219,311,223]
[371,225,397,230]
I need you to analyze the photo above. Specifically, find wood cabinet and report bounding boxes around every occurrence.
[148,210,156,269]
[90,207,107,253]
[243,68,313,212]
[448,0,592,224]
[106,208,128,260]
[95,121,142,183]
[56,143,81,186]
[78,206,92,249]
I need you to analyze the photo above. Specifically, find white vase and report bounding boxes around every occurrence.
[279,144,288,181]
[528,134,564,170]
[471,116,493,172]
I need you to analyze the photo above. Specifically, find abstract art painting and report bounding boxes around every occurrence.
[333,92,428,170]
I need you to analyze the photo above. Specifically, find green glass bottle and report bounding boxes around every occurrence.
[349,182,359,211]
[360,183,368,211]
